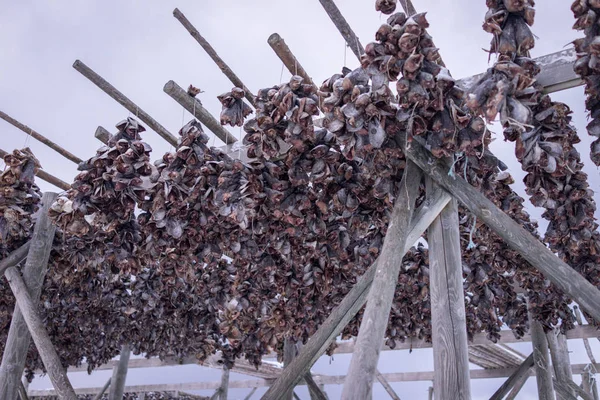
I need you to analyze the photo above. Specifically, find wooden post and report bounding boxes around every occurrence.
[0,149,70,190]
[0,192,59,399]
[95,126,111,145]
[219,366,230,400]
[375,370,402,400]
[341,162,422,399]
[172,8,256,108]
[428,386,433,400]
[0,241,31,276]
[304,373,328,400]
[530,314,556,400]
[490,353,534,400]
[267,34,315,88]
[18,380,29,400]
[109,344,131,400]
[243,387,257,400]
[547,330,574,400]
[93,378,111,400]
[426,177,471,400]
[261,173,449,400]
[0,111,83,164]
[403,138,600,323]
[163,80,238,144]
[283,338,297,400]
[3,267,77,399]
[316,0,364,60]
[72,60,178,146]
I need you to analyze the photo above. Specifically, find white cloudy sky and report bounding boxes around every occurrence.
[2,0,600,399]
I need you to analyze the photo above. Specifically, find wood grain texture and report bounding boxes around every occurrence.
[4,267,76,399]
[547,331,574,400]
[173,8,256,107]
[490,353,534,400]
[342,162,422,400]
[426,177,471,400]
[404,139,600,323]
[317,0,365,60]
[109,344,131,400]
[94,126,111,145]
[163,80,237,144]
[283,338,296,400]
[375,369,402,400]
[73,60,178,146]
[268,34,316,88]
[304,373,329,400]
[0,240,31,276]
[0,192,58,400]
[506,374,530,400]
[530,316,556,400]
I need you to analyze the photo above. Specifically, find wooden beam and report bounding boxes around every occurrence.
[0,241,31,276]
[72,60,178,147]
[283,338,296,400]
[304,373,328,400]
[243,387,257,400]
[403,138,600,324]
[109,344,131,400]
[95,126,111,145]
[530,315,555,400]
[426,177,471,400]
[317,0,364,61]
[428,386,433,400]
[342,162,422,399]
[490,353,534,400]
[172,8,256,108]
[547,331,574,400]
[553,379,582,400]
[261,179,449,400]
[375,370,402,400]
[0,111,83,164]
[506,375,529,400]
[93,378,111,400]
[267,34,316,88]
[4,267,77,399]
[163,80,238,144]
[18,380,29,400]
[219,366,229,400]
[0,148,70,190]
[0,192,59,400]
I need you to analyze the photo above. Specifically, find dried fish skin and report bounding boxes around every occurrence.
[218,87,254,127]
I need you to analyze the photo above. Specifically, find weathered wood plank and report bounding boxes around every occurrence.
[163,80,238,144]
[489,353,534,400]
[243,387,257,400]
[0,111,83,164]
[0,149,70,190]
[342,162,422,399]
[283,338,296,400]
[506,375,529,400]
[18,380,29,400]
[94,126,111,145]
[317,0,364,60]
[4,267,77,399]
[553,379,582,400]
[268,34,316,88]
[403,138,600,324]
[109,344,131,400]
[73,60,178,146]
[426,177,471,400]
[0,192,59,400]
[173,8,256,107]
[530,316,556,400]
[547,331,574,400]
[375,369,402,400]
[0,241,31,276]
[93,378,111,400]
[219,366,229,400]
[304,372,328,400]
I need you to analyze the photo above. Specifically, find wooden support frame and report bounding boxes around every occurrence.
[73,60,178,146]
[0,241,31,276]
[0,111,83,164]
[219,366,230,400]
[530,314,556,400]
[375,369,402,400]
[548,330,575,400]
[163,80,238,144]
[342,161,422,399]
[0,192,59,399]
[95,126,111,145]
[490,353,534,400]
[109,344,131,400]
[173,8,256,108]
[316,0,364,61]
[0,149,71,190]
[93,378,111,400]
[268,34,316,88]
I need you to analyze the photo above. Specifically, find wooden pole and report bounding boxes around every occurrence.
[267,34,315,88]
[0,241,31,276]
[0,148,71,190]
[172,8,256,108]
[0,192,59,400]
[95,126,111,145]
[72,59,178,147]
[375,370,402,400]
[163,80,238,145]
[219,366,230,400]
[341,162,422,399]
[428,386,433,400]
[4,267,77,399]
[18,380,29,400]
[304,373,328,400]
[530,313,556,400]
[547,331,575,400]
[243,387,257,400]
[109,344,131,400]
[403,138,600,323]
[93,378,111,400]
[490,353,534,400]
[0,111,83,164]
[283,338,297,400]
[553,379,584,400]
[316,0,364,61]
[426,177,471,400]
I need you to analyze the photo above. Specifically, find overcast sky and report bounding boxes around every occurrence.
[2,0,600,399]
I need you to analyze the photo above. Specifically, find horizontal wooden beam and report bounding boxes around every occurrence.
[28,363,600,396]
[73,60,178,147]
[0,148,71,191]
[457,48,581,94]
[0,111,83,164]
